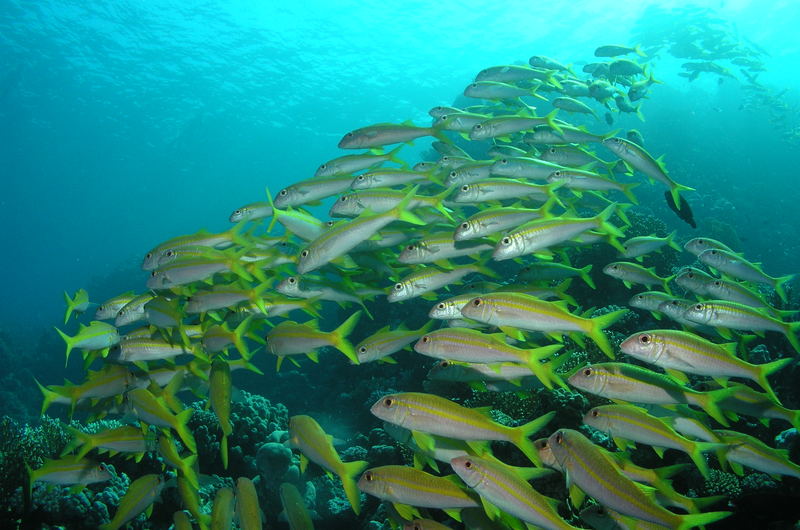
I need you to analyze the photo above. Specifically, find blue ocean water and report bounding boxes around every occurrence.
[2,0,798,338]
[3,0,800,527]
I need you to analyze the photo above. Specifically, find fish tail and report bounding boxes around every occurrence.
[390,185,426,226]
[543,109,562,134]
[264,187,280,233]
[232,315,253,358]
[228,218,252,248]
[653,462,690,481]
[35,378,63,415]
[669,182,694,211]
[662,274,675,295]
[686,441,712,479]
[784,321,800,354]
[755,357,792,403]
[174,408,197,454]
[55,327,75,366]
[693,388,732,427]
[525,344,564,389]
[332,311,363,364]
[587,308,628,358]
[677,510,731,530]
[594,203,625,238]
[181,453,200,490]
[687,494,727,512]
[63,290,83,324]
[579,264,596,289]
[386,145,406,166]
[432,186,457,221]
[621,182,640,204]
[774,273,794,304]
[61,426,93,459]
[512,411,556,466]
[340,459,369,515]
[634,43,646,57]
[162,371,186,414]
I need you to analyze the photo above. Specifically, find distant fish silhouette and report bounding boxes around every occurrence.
[664,190,696,228]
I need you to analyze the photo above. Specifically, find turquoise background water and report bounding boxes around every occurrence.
[1,0,798,342]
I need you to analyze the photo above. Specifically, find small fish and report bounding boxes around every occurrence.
[398,233,493,266]
[608,58,645,76]
[684,237,734,256]
[279,482,315,530]
[583,404,726,478]
[142,226,244,271]
[358,465,479,515]
[452,178,558,204]
[628,291,674,319]
[603,262,674,292]
[266,311,362,368]
[682,300,800,352]
[95,291,137,320]
[62,425,152,462]
[229,201,273,223]
[273,175,355,209]
[211,487,235,530]
[450,455,575,530]
[469,110,561,140]
[552,96,598,118]
[63,288,90,324]
[126,388,196,453]
[414,328,564,388]
[355,321,434,363]
[621,231,681,260]
[663,191,696,228]
[602,137,693,207]
[371,392,554,465]
[713,429,800,479]
[461,292,627,358]
[595,44,646,57]
[289,415,369,514]
[698,248,794,303]
[55,321,120,366]
[548,429,730,528]
[316,146,404,177]
[388,264,496,303]
[674,267,715,296]
[546,169,639,204]
[620,329,791,403]
[28,456,113,494]
[464,81,546,101]
[338,122,442,149]
[568,362,732,426]
[209,359,232,469]
[454,203,550,241]
[102,474,164,530]
[516,262,595,289]
[235,477,263,530]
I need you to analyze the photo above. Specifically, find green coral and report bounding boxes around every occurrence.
[703,469,742,498]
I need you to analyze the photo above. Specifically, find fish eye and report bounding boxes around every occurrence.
[583,367,592,376]
[472,298,482,306]
[449,171,457,178]
[288,277,296,284]
[346,132,354,137]
[687,272,694,278]
[500,158,508,164]
[639,334,651,344]
[695,303,703,310]
[166,250,174,257]
[364,471,373,481]
[413,525,423,530]
[234,209,241,215]
[319,164,327,169]
[714,280,722,286]
[150,271,157,277]
[394,283,403,291]
[460,222,469,229]
[406,244,416,251]
[383,398,393,407]
[99,463,108,471]
[710,250,717,255]
[279,189,288,196]
[340,196,348,201]
[145,252,152,259]
[470,83,478,88]
[554,171,561,176]
[591,409,599,417]
[461,185,469,191]
[421,336,431,343]
[555,432,563,444]
[436,303,445,309]
[464,459,473,468]
[300,250,309,258]
[475,124,482,129]
[440,360,449,367]
[357,175,365,181]
[502,237,511,245]
[358,346,367,353]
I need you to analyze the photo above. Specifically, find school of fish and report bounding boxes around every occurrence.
[39,41,799,530]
